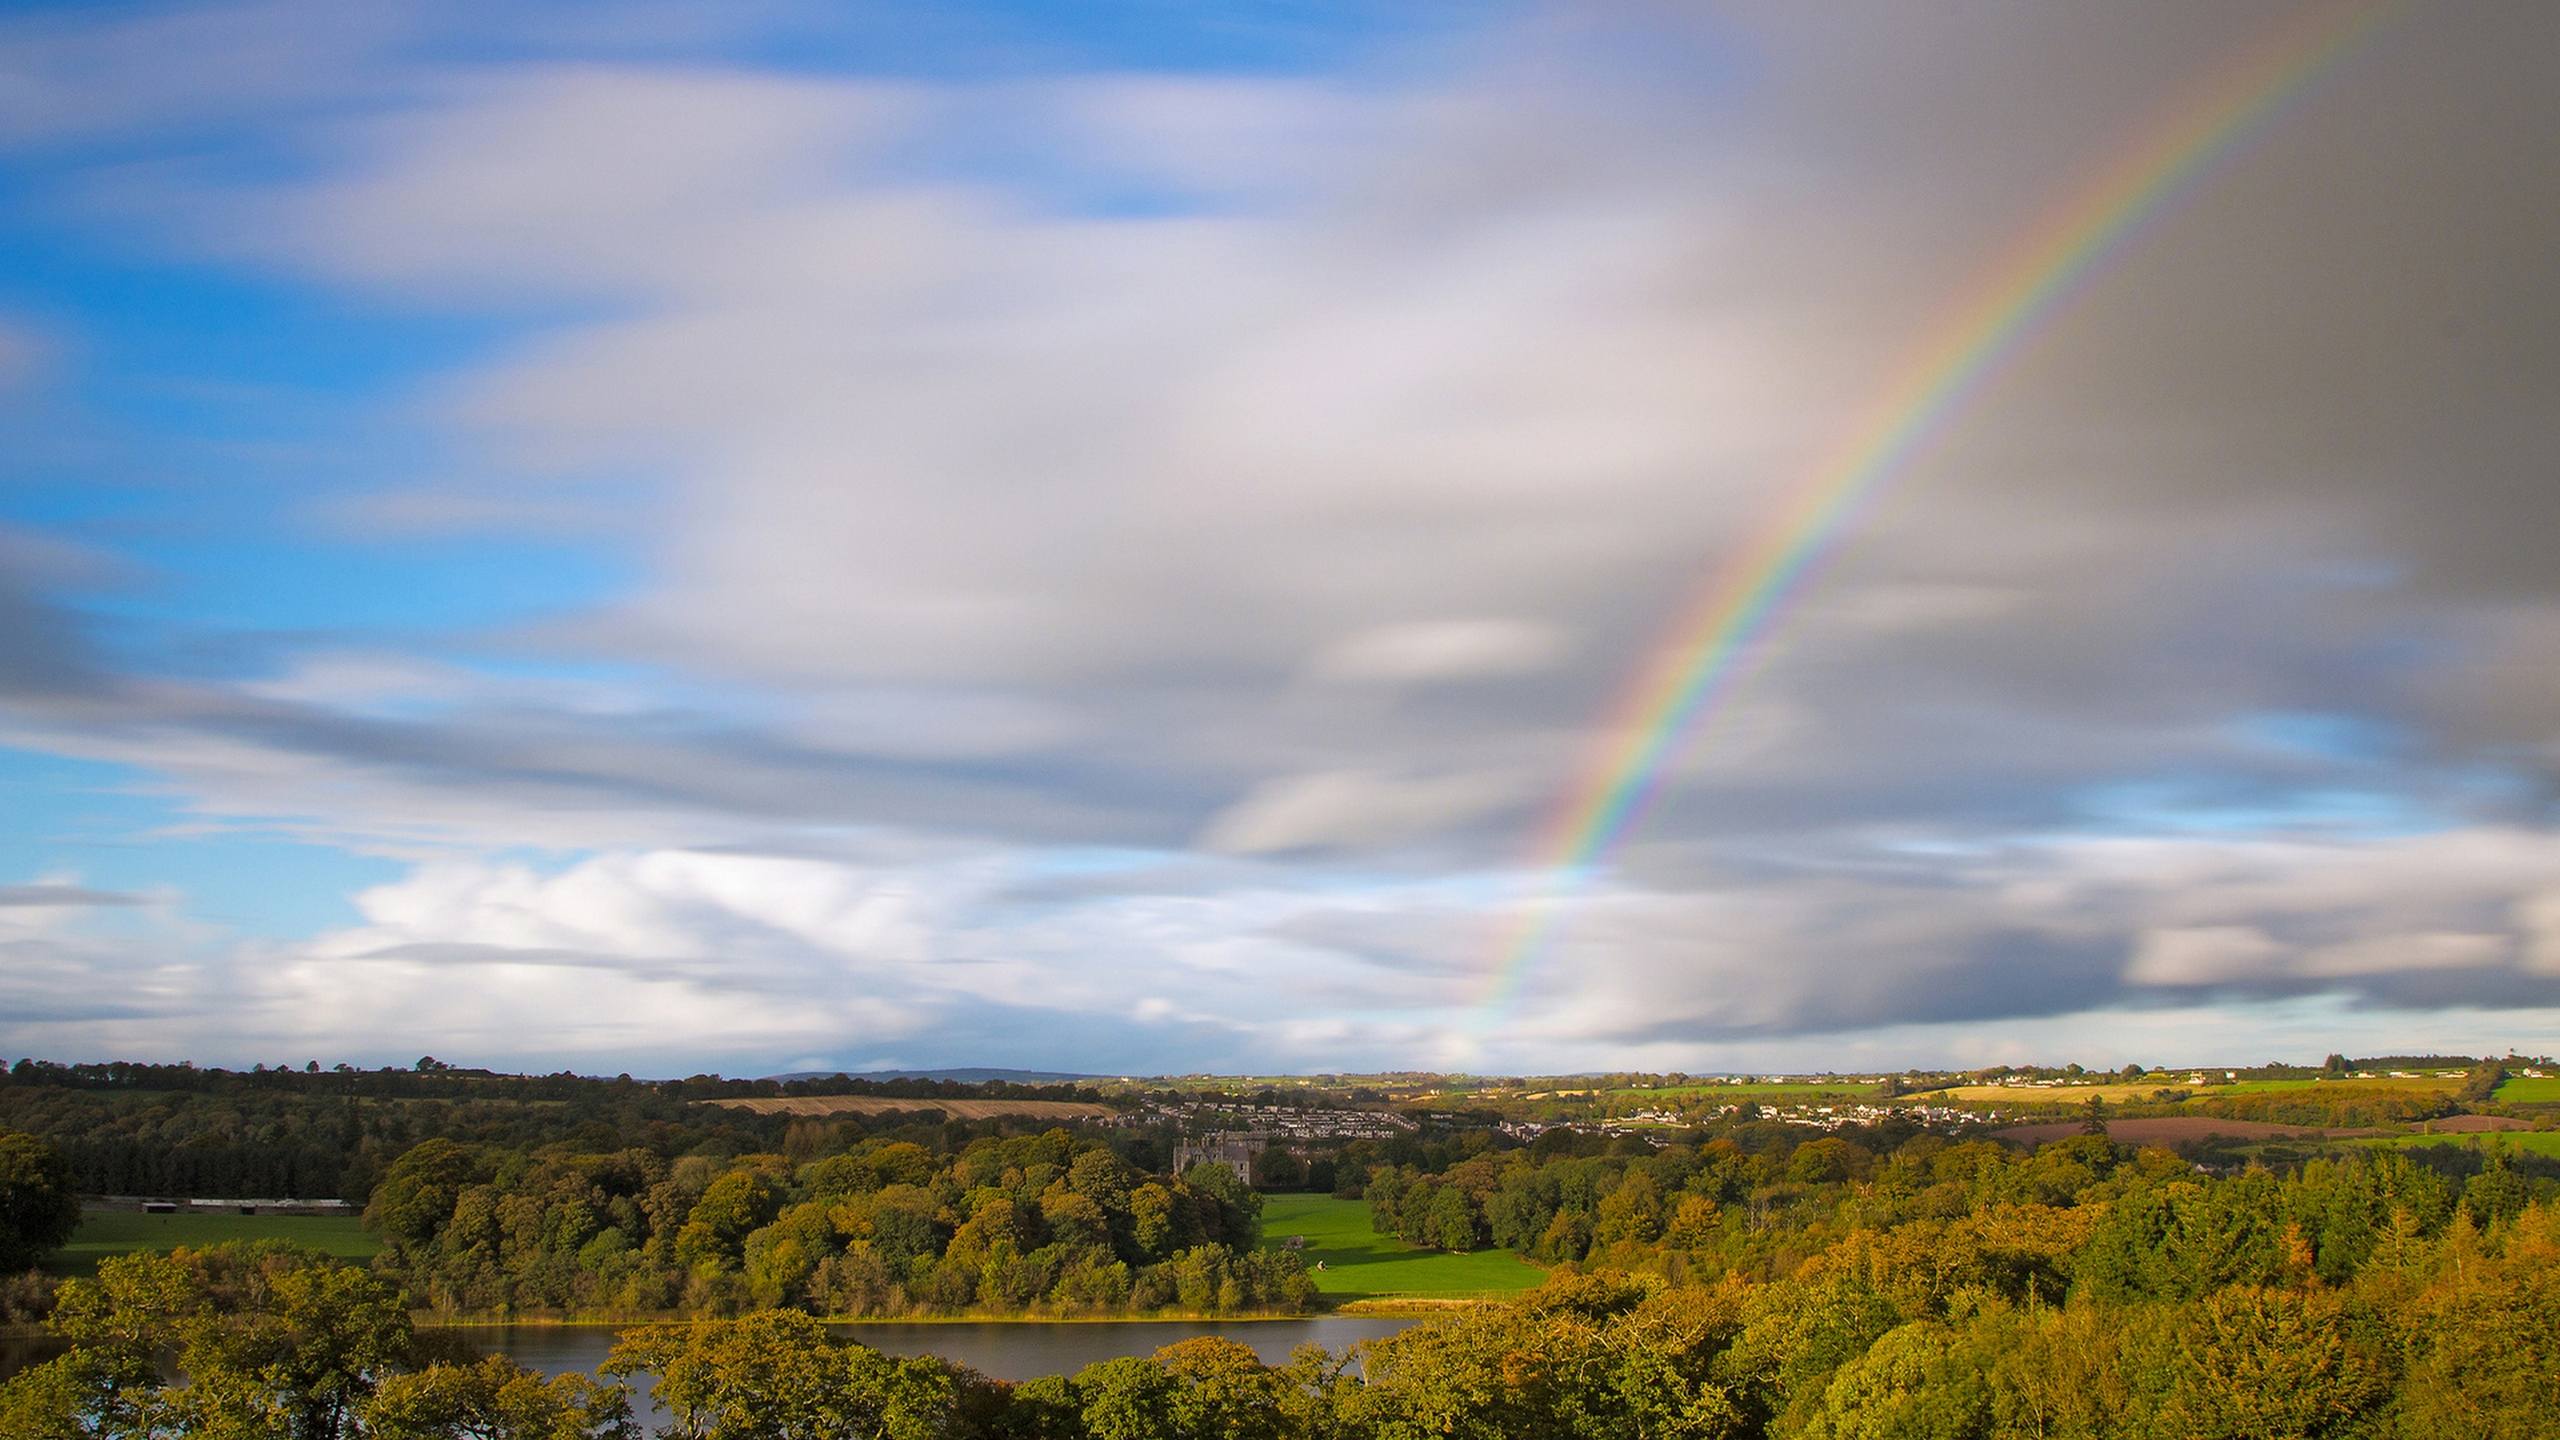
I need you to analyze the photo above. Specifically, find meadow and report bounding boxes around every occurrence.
[2361,1130,2560,1160]
[46,1210,382,1276]
[1259,1194,1545,1304]
[2493,1075,2560,1103]
[2215,1075,2460,1094]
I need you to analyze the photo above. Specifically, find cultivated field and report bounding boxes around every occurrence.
[48,1211,381,1276]
[1924,1075,2456,1107]
[2410,1114,2531,1133]
[1926,1084,2194,1105]
[704,1095,1115,1121]
[1260,1194,1545,1303]
[1995,1117,2340,1146]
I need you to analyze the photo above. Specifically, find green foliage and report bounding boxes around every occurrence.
[0,1128,82,1270]
[12,1071,2560,1439]
[607,1310,974,1440]
[365,1355,637,1440]
[369,1129,1298,1319]
[2,1243,427,1440]
[13,1207,2560,1440]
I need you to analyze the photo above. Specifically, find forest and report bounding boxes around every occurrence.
[360,1130,1313,1318]
[5,1062,2559,1436]
[3,1137,2555,1437]
[0,1060,1130,1204]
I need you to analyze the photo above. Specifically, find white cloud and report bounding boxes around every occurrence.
[2298,932,2506,978]
[1199,769,1523,854]
[2126,926,2287,987]
[1306,619,1566,685]
[2521,890,2560,976]
[1,4,2558,1071]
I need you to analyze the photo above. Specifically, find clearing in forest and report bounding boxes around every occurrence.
[1259,1194,1545,1303]
[48,1211,381,1276]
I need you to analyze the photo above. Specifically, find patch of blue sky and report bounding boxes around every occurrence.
[2069,778,2446,839]
[0,744,400,936]
[96,528,628,647]
[725,0,1517,82]
[2229,710,2402,764]
[0,172,637,640]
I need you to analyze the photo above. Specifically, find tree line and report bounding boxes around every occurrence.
[364,1128,1314,1319]
[5,1185,2555,1437]
[1360,1125,2549,1288]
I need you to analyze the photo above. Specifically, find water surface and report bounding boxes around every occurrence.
[4,1316,1422,1423]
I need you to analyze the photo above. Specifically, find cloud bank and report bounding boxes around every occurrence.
[0,1,2557,1073]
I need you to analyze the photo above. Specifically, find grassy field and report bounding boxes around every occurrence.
[2495,1076,2560,1103]
[47,1211,382,1276]
[2214,1075,2460,1095]
[2361,1131,2560,1159]
[1260,1195,1544,1304]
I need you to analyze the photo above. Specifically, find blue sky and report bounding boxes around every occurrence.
[2,0,2558,1077]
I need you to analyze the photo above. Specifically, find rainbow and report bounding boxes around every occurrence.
[1476,2,2397,1023]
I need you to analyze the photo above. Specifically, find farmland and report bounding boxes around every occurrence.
[47,1210,381,1276]
[2216,1075,2461,1094]
[1601,1081,1882,1101]
[1923,1083,2190,1105]
[1918,1074,2459,1107]
[1259,1194,1545,1304]
[703,1095,1116,1121]
[2494,1074,2560,1103]
[2362,1130,2560,1160]
[1995,1116,2346,1146]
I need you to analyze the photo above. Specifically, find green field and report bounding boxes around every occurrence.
[1625,1082,1876,1098]
[1260,1195,1544,1303]
[2494,1075,2560,1103]
[48,1210,382,1276]
[2214,1075,2460,1095]
[2359,1131,2560,1159]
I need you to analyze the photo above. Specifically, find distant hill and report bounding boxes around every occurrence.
[765,1067,1104,1084]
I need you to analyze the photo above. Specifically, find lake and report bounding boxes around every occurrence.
[2,1315,1420,1421]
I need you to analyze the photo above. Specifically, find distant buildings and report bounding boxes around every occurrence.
[1174,1133,1268,1184]
[89,1195,354,1216]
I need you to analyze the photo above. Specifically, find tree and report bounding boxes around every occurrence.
[608,1310,977,1440]
[1426,1185,1484,1253]
[2080,1096,2109,1137]
[1797,1320,1991,1440]
[2119,1286,2389,1439]
[0,1130,81,1271]
[2398,1252,2560,1439]
[23,1246,413,1440]
[1136,1337,1296,1440]
[365,1139,484,1253]
[364,1354,635,1440]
